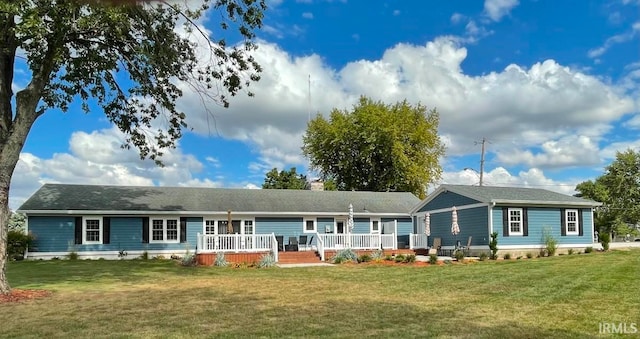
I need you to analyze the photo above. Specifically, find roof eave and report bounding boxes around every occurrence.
[491,199,603,207]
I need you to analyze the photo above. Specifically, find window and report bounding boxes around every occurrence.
[244,220,254,235]
[303,218,316,233]
[371,219,380,234]
[218,220,229,235]
[508,208,523,236]
[150,218,180,243]
[205,220,216,235]
[565,209,579,235]
[83,217,102,244]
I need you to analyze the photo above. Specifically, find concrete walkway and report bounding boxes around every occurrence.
[276,262,336,268]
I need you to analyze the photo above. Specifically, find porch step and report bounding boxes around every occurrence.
[278,251,323,264]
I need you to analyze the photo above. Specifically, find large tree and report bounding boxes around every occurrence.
[302,96,445,199]
[575,149,640,236]
[262,167,307,189]
[0,0,265,293]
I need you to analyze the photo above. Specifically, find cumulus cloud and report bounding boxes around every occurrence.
[483,0,519,22]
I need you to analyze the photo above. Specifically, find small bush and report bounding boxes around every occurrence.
[600,232,610,251]
[180,250,196,266]
[429,254,438,264]
[214,252,228,267]
[257,253,276,268]
[332,248,358,264]
[394,254,406,263]
[568,248,574,255]
[358,254,372,263]
[67,251,79,260]
[454,250,464,261]
[404,254,416,263]
[370,250,384,261]
[516,256,522,260]
[153,255,166,260]
[489,232,498,260]
[118,249,128,259]
[543,228,558,256]
[539,249,547,257]
[479,252,488,261]
[384,255,394,261]
[7,230,35,260]
[140,251,149,260]
[503,253,511,260]
[585,246,593,254]
[526,252,533,259]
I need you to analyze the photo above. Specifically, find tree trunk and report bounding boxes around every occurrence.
[0,178,11,294]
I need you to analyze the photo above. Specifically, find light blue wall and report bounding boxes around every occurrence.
[383,217,413,248]
[353,217,370,234]
[418,191,480,212]
[29,216,75,252]
[255,217,304,244]
[426,207,489,247]
[492,207,594,246]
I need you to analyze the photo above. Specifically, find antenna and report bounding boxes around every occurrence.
[474,137,489,186]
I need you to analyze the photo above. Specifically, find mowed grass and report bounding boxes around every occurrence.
[2,250,639,338]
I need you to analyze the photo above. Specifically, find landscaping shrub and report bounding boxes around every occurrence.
[600,232,610,251]
[181,250,196,266]
[568,248,574,255]
[332,248,358,264]
[257,253,276,268]
[7,230,35,260]
[384,255,394,261]
[404,254,416,263]
[214,252,228,267]
[454,249,464,261]
[358,253,372,263]
[370,250,384,261]
[503,253,511,260]
[489,232,498,260]
[479,252,488,261]
[585,246,593,253]
[394,254,406,263]
[429,254,438,264]
[67,251,79,260]
[526,252,533,259]
[543,228,558,256]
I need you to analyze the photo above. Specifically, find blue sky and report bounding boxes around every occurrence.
[10,0,640,209]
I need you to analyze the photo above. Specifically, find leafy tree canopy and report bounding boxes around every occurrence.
[0,0,265,293]
[262,167,307,190]
[302,96,445,199]
[576,149,640,236]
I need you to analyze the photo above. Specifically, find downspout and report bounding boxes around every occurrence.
[488,202,496,238]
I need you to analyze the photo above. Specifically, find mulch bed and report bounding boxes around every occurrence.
[0,289,52,303]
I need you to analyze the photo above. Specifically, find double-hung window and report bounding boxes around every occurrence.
[565,209,579,235]
[371,219,380,234]
[83,217,103,244]
[150,218,180,243]
[508,208,523,236]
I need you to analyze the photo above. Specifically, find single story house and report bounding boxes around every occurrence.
[18,184,419,261]
[411,184,602,255]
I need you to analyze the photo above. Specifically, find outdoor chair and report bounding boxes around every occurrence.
[299,235,308,251]
[285,236,299,251]
[307,235,314,250]
[429,237,441,256]
[276,235,284,252]
[459,236,472,256]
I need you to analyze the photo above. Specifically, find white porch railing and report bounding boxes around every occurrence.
[409,233,429,249]
[316,233,325,261]
[197,233,275,254]
[317,233,396,250]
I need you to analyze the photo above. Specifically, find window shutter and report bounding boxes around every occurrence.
[578,209,584,236]
[142,217,149,243]
[74,217,83,244]
[502,207,509,237]
[560,209,566,236]
[103,217,111,244]
[522,208,529,237]
[180,217,187,243]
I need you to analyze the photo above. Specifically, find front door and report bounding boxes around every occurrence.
[336,220,345,234]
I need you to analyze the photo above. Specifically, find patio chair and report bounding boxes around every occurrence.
[285,236,299,251]
[307,235,314,250]
[276,235,284,252]
[299,235,308,251]
[429,237,441,256]
[459,236,472,256]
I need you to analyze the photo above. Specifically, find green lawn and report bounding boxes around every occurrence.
[2,250,640,338]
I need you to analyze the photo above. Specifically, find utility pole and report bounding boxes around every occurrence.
[475,137,487,186]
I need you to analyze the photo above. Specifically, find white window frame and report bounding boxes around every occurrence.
[243,219,255,235]
[565,209,579,235]
[204,219,216,235]
[508,208,523,236]
[303,218,317,233]
[202,218,255,235]
[149,217,180,244]
[370,218,381,234]
[82,216,103,245]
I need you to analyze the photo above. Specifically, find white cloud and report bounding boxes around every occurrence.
[588,22,640,58]
[302,12,314,19]
[483,0,519,22]
[450,13,465,24]
[393,10,401,16]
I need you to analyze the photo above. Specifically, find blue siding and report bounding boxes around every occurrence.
[383,217,413,248]
[492,207,594,246]
[426,207,489,247]
[418,191,480,212]
[28,216,201,252]
[255,217,303,244]
[353,217,370,234]
[318,217,334,233]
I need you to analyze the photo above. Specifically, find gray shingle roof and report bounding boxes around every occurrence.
[18,184,420,214]
[439,184,601,206]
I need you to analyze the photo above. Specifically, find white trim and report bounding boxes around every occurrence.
[370,218,381,234]
[591,208,595,243]
[25,249,195,260]
[488,203,494,236]
[507,208,523,236]
[495,243,598,249]
[82,216,103,245]
[243,219,255,235]
[149,217,180,244]
[335,218,346,234]
[303,217,317,233]
[565,209,579,235]
[20,210,412,217]
[491,199,602,207]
